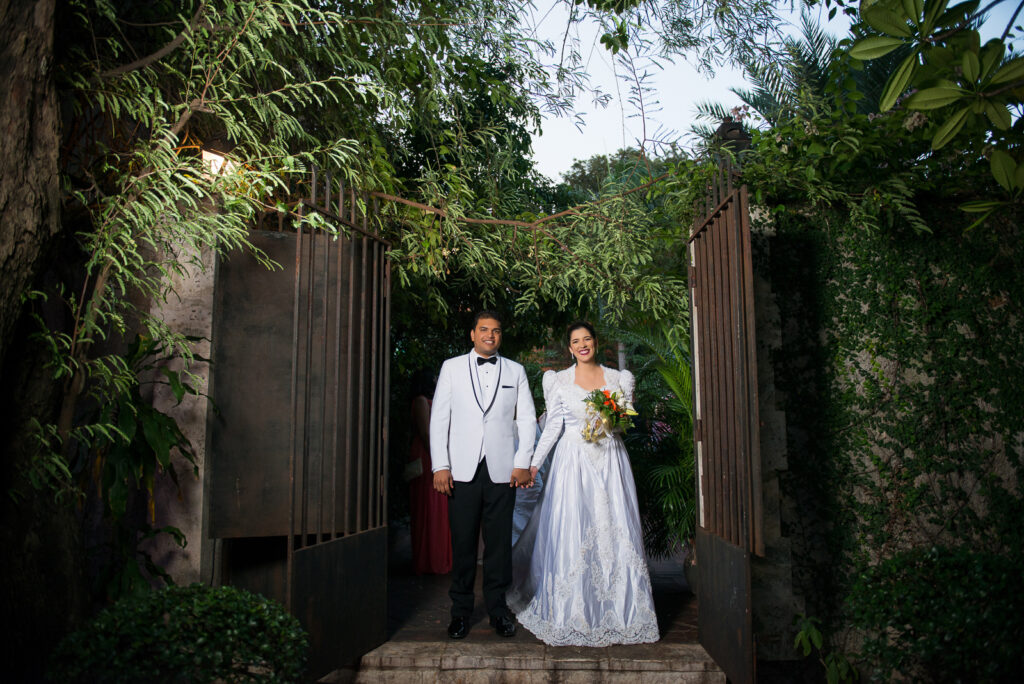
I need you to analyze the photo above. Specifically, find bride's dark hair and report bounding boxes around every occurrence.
[566,320,597,346]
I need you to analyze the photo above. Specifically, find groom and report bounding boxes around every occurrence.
[430,310,536,638]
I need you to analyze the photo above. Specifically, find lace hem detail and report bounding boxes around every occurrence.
[514,601,660,647]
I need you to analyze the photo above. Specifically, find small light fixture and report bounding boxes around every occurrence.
[201,137,237,176]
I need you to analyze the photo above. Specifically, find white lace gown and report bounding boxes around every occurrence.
[508,365,659,646]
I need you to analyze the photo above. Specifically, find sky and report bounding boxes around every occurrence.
[529,1,1021,182]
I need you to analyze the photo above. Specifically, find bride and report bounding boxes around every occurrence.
[508,321,659,646]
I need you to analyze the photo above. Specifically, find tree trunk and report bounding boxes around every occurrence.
[0,2,87,680]
[0,0,60,368]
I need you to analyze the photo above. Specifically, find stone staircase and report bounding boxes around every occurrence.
[349,640,726,683]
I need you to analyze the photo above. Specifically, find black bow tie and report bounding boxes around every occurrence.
[477,356,497,366]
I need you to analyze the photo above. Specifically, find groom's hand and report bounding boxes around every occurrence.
[510,467,532,488]
[433,469,453,496]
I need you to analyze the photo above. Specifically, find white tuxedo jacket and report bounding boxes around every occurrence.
[429,352,536,483]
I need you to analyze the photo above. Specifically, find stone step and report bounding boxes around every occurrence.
[351,640,726,683]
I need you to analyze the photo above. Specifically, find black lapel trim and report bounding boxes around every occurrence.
[468,354,502,415]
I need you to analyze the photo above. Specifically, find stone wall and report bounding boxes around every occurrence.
[140,243,217,585]
[749,221,804,661]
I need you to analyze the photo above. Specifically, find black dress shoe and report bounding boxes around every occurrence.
[490,614,516,637]
[447,616,469,639]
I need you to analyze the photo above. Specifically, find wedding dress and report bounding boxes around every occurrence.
[508,365,659,646]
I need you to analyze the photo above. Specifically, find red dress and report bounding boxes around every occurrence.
[408,400,452,574]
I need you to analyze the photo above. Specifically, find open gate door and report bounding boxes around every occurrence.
[209,175,390,679]
[687,169,764,684]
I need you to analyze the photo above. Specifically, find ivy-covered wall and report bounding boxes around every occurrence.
[763,206,1023,681]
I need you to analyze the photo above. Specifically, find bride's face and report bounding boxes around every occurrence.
[568,328,597,364]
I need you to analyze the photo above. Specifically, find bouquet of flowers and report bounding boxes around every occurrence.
[581,389,638,443]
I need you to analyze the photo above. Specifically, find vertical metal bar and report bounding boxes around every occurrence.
[301,208,317,546]
[343,231,356,535]
[739,185,764,555]
[688,239,705,531]
[698,227,716,536]
[364,197,381,528]
[323,170,331,213]
[331,222,343,540]
[368,241,380,528]
[318,221,329,542]
[724,192,744,549]
[355,236,369,532]
[311,166,318,206]
[703,213,721,538]
[724,193,742,546]
[286,205,305,611]
[713,200,735,543]
[339,178,345,219]
[731,192,750,552]
[697,230,715,534]
[381,243,392,528]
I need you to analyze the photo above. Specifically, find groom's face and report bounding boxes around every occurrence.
[471,317,502,357]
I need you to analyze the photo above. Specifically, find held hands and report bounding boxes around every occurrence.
[510,467,534,488]
[437,467,536,491]
[433,469,454,496]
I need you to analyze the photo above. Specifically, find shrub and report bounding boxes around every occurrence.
[849,546,1024,683]
[48,584,308,683]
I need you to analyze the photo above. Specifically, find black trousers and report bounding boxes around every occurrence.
[447,459,516,619]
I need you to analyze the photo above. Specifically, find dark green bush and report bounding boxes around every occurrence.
[48,584,308,683]
[849,546,1024,683]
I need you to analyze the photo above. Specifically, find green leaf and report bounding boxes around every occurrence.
[961,51,980,81]
[905,85,966,109]
[1015,162,1024,189]
[141,409,172,469]
[863,5,914,37]
[117,399,137,443]
[959,199,1002,213]
[922,0,952,33]
[931,106,970,148]
[988,56,1024,85]
[984,100,1012,129]
[933,0,977,31]
[850,36,907,60]
[989,149,1016,191]
[979,39,1006,79]
[160,367,187,403]
[880,53,918,111]
[901,0,921,23]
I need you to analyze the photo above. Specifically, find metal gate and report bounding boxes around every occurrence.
[687,163,764,684]
[209,168,390,679]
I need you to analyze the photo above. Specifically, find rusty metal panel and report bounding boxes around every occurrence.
[211,167,391,678]
[696,527,755,684]
[292,528,387,679]
[688,166,764,681]
[688,180,763,553]
[211,228,362,539]
[210,230,301,538]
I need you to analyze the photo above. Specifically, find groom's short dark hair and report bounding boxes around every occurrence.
[472,310,503,327]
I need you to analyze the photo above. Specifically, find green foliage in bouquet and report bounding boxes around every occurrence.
[581,388,638,442]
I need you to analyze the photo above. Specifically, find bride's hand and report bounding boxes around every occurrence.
[510,467,532,488]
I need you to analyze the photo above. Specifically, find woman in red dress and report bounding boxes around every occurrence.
[407,370,452,574]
